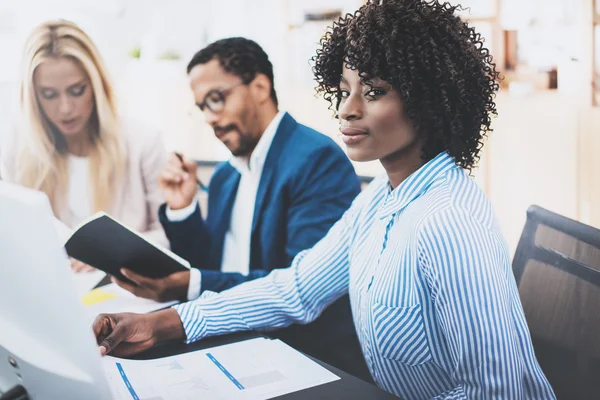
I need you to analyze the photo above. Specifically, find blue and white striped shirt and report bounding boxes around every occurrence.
[174,152,555,399]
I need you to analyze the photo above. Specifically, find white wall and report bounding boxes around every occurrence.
[482,91,580,251]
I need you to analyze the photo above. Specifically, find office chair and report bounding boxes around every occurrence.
[513,205,600,399]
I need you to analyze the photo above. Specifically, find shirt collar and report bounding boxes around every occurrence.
[229,111,286,174]
[378,152,457,219]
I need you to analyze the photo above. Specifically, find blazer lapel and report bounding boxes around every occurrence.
[212,170,241,239]
[251,113,296,235]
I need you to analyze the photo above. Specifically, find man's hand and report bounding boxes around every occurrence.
[93,309,185,357]
[111,269,191,302]
[70,258,96,273]
[158,152,198,210]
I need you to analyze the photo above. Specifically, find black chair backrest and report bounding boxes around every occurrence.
[513,205,600,399]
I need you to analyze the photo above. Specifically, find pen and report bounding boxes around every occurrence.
[174,152,207,191]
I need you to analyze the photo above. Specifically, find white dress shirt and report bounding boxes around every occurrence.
[167,111,285,300]
[67,155,91,226]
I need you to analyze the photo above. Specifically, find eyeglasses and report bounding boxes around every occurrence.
[196,81,245,113]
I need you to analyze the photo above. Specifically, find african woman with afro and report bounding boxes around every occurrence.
[93,1,556,398]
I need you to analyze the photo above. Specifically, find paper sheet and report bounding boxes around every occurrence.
[71,269,107,295]
[81,283,177,324]
[103,337,340,400]
[52,216,74,245]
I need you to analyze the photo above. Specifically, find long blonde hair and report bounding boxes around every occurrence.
[16,19,124,215]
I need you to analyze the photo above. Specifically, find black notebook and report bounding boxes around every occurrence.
[64,213,189,282]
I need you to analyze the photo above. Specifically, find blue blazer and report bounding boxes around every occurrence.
[158,113,370,379]
[159,113,361,291]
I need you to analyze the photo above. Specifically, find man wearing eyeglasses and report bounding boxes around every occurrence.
[110,37,369,380]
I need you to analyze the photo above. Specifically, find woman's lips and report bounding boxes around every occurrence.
[340,126,369,145]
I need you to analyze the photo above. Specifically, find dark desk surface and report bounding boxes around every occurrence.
[132,331,398,399]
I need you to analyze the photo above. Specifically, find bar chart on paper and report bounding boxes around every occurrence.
[103,338,339,400]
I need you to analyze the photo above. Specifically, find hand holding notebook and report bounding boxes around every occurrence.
[62,212,189,283]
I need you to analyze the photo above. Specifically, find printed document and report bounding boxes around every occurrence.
[103,337,340,399]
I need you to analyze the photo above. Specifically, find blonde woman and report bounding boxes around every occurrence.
[0,20,169,270]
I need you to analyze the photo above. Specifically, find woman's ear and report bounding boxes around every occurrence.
[249,73,272,105]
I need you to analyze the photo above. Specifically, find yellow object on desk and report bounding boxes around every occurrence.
[82,288,117,306]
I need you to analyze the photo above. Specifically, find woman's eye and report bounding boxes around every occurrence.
[339,90,350,99]
[366,88,386,98]
[68,85,86,97]
[41,90,57,100]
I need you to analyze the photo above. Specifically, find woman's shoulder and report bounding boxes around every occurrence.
[117,117,165,155]
[116,117,167,173]
[118,117,163,144]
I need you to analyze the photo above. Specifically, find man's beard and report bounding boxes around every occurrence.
[214,124,258,157]
[231,133,259,156]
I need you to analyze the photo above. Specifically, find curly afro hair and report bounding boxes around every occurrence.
[312,0,500,171]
